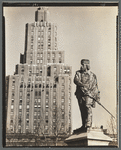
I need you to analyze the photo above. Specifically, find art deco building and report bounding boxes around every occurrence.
[6,8,72,136]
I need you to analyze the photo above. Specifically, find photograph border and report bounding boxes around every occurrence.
[1,0,120,149]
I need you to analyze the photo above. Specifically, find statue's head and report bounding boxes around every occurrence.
[80,59,90,72]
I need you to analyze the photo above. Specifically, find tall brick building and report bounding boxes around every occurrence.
[6,7,72,138]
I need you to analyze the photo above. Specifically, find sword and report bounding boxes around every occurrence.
[88,95,115,119]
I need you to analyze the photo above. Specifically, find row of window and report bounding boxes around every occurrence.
[31,25,52,32]
[31,23,55,29]
[20,83,57,89]
[19,66,71,76]
[29,51,62,59]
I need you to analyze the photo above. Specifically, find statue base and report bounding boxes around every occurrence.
[65,128,112,146]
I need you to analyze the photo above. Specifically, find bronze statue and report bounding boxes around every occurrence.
[74,59,100,133]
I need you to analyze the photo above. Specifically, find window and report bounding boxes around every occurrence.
[55,43,57,47]
[26,120,29,124]
[53,91,56,97]
[62,105,64,110]
[31,45,33,49]
[47,59,50,63]
[38,104,41,108]
[12,92,15,97]
[12,86,15,89]
[62,78,65,83]
[10,120,13,124]
[31,31,34,35]
[27,105,29,109]
[47,66,51,76]
[52,53,55,58]
[39,91,41,96]
[40,53,43,57]
[37,53,40,57]
[53,105,56,110]
[59,53,61,58]
[67,68,70,73]
[48,31,51,36]
[35,84,38,88]
[37,59,39,64]
[11,99,14,103]
[31,26,34,30]
[64,68,66,73]
[27,92,30,97]
[40,59,43,63]
[27,99,30,102]
[38,45,40,49]
[46,91,49,96]
[19,99,22,103]
[53,99,56,104]
[31,37,34,42]
[35,91,38,96]
[38,31,40,35]
[46,99,49,104]
[45,112,48,116]
[54,67,57,72]
[11,105,14,109]
[26,113,29,118]
[47,53,50,57]
[30,53,33,57]
[38,99,41,102]
[12,78,15,83]
[62,91,65,97]
[10,111,14,115]
[19,105,22,109]
[34,105,37,108]
[69,105,71,110]
[34,112,37,116]
[46,104,49,108]
[27,84,30,88]
[62,114,64,119]
[19,109,22,112]
[41,32,44,35]
[46,84,49,88]
[53,119,55,122]
[62,99,64,103]
[45,126,48,130]
[20,83,23,88]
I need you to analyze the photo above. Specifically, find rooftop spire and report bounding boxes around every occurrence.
[35,7,49,22]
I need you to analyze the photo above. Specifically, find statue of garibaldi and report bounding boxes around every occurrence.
[74,59,100,132]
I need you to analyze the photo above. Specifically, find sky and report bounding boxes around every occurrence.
[4,6,118,131]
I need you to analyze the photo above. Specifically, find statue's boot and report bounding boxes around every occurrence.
[73,126,85,134]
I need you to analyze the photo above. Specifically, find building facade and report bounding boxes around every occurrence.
[6,8,72,137]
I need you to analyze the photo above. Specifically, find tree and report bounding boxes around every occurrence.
[107,116,118,146]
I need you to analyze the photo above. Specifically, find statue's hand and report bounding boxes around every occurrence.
[84,91,92,97]
[97,100,101,105]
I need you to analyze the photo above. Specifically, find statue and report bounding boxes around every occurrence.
[73,59,100,133]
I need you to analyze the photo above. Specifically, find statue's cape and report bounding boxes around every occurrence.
[80,71,100,101]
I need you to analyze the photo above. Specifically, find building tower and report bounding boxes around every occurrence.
[6,8,72,136]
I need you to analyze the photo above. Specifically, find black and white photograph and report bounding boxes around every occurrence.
[3,2,119,147]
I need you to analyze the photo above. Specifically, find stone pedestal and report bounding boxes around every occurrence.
[65,128,112,146]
